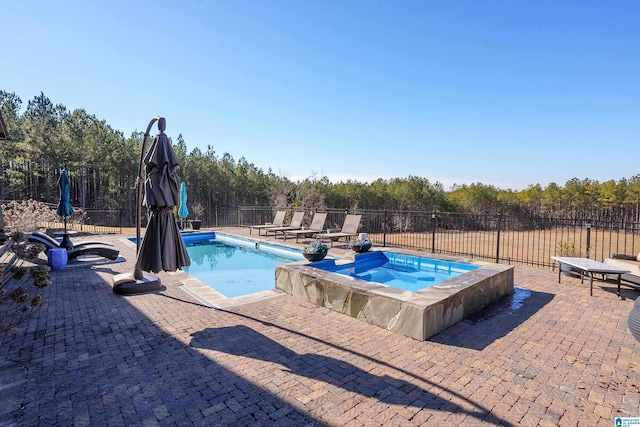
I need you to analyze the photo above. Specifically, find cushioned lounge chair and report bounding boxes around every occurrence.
[28,230,120,261]
[604,252,640,287]
[249,210,286,236]
[284,212,328,243]
[314,214,362,247]
[265,211,305,238]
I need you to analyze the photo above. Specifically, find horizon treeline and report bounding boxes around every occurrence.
[2,90,640,223]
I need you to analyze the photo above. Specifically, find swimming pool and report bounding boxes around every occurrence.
[151,232,513,340]
[310,251,479,291]
[276,249,514,341]
[183,233,303,298]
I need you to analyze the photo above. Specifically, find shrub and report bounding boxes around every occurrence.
[0,233,50,333]
[556,240,583,257]
[2,200,58,234]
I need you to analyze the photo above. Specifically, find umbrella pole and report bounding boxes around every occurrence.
[113,116,162,292]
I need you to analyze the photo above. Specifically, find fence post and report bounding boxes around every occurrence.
[586,219,592,259]
[431,211,436,253]
[495,214,502,263]
[119,208,122,234]
[383,209,387,247]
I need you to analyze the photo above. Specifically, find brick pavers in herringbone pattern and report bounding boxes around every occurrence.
[1,232,640,426]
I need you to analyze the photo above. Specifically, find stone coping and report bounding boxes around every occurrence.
[276,248,514,341]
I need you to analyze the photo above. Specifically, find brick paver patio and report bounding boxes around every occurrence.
[1,228,639,426]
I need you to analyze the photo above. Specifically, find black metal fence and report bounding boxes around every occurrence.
[38,208,125,235]
[20,203,640,270]
[222,207,640,269]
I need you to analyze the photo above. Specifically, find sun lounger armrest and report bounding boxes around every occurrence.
[611,254,638,261]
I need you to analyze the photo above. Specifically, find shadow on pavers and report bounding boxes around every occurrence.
[0,265,325,426]
[430,287,555,350]
[599,283,640,301]
[193,317,513,426]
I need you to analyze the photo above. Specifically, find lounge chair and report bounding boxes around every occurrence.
[314,214,362,247]
[249,210,286,236]
[28,230,120,261]
[264,211,305,238]
[283,212,328,243]
[604,252,640,288]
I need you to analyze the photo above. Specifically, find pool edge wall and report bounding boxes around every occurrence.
[275,257,514,341]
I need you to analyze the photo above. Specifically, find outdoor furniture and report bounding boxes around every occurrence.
[604,253,640,288]
[284,213,328,242]
[113,116,189,294]
[29,230,115,249]
[28,230,120,261]
[54,230,78,250]
[249,210,286,236]
[48,248,68,270]
[264,211,305,238]
[314,214,362,247]
[552,256,630,296]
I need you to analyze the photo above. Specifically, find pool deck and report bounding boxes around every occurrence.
[2,226,640,426]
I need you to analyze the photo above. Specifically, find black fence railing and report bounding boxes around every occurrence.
[38,208,124,235]
[226,207,640,269]
[20,203,640,270]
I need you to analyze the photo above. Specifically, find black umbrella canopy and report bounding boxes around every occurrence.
[136,119,191,274]
[113,117,191,293]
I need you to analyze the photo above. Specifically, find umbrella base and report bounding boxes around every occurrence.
[112,271,162,295]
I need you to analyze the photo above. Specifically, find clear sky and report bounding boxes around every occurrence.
[3,0,639,190]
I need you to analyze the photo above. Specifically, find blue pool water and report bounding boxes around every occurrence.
[311,251,479,292]
[182,233,303,298]
[131,231,218,245]
[132,232,478,296]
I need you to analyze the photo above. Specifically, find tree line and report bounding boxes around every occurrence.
[2,90,640,225]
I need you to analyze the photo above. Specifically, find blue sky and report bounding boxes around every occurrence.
[3,1,639,190]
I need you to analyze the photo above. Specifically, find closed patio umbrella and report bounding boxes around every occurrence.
[178,182,189,229]
[56,170,74,222]
[56,170,74,249]
[137,126,191,273]
[113,117,191,294]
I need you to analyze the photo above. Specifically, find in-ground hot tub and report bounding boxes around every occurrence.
[276,249,514,341]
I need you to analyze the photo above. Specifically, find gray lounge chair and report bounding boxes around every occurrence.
[249,210,286,236]
[314,214,362,247]
[604,252,640,287]
[28,230,120,261]
[284,212,328,243]
[265,211,305,238]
